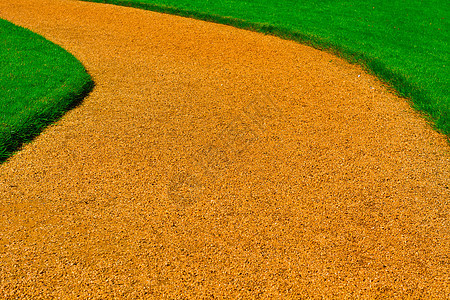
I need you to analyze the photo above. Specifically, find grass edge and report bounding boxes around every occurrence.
[80,0,449,141]
[0,19,95,163]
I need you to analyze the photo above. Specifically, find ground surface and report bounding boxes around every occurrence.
[0,0,449,298]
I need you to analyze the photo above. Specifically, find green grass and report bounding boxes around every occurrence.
[0,18,94,163]
[83,0,449,139]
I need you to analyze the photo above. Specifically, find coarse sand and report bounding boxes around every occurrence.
[0,0,449,298]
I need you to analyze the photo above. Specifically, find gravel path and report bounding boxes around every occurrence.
[0,0,449,298]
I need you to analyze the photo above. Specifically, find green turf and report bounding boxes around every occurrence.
[0,18,93,163]
[83,0,449,139]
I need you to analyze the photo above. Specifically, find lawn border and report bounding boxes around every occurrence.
[81,0,449,140]
[0,19,94,163]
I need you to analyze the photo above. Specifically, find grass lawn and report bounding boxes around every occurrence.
[83,0,449,139]
[0,18,93,163]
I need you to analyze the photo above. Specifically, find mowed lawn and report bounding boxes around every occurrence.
[0,18,93,162]
[85,0,449,137]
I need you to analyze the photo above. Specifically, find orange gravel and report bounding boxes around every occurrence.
[0,0,449,298]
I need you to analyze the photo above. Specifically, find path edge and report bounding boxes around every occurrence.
[80,0,450,141]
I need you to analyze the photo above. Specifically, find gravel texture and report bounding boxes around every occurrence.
[0,0,449,298]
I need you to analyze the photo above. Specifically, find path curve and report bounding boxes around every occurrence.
[0,0,449,297]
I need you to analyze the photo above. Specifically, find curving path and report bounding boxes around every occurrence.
[0,0,449,297]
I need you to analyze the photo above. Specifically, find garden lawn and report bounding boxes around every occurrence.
[83,0,449,138]
[0,18,93,162]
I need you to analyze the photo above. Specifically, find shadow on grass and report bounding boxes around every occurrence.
[0,79,95,164]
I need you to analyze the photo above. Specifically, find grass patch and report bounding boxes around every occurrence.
[82,0,449,139]
[0,18,94,163]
